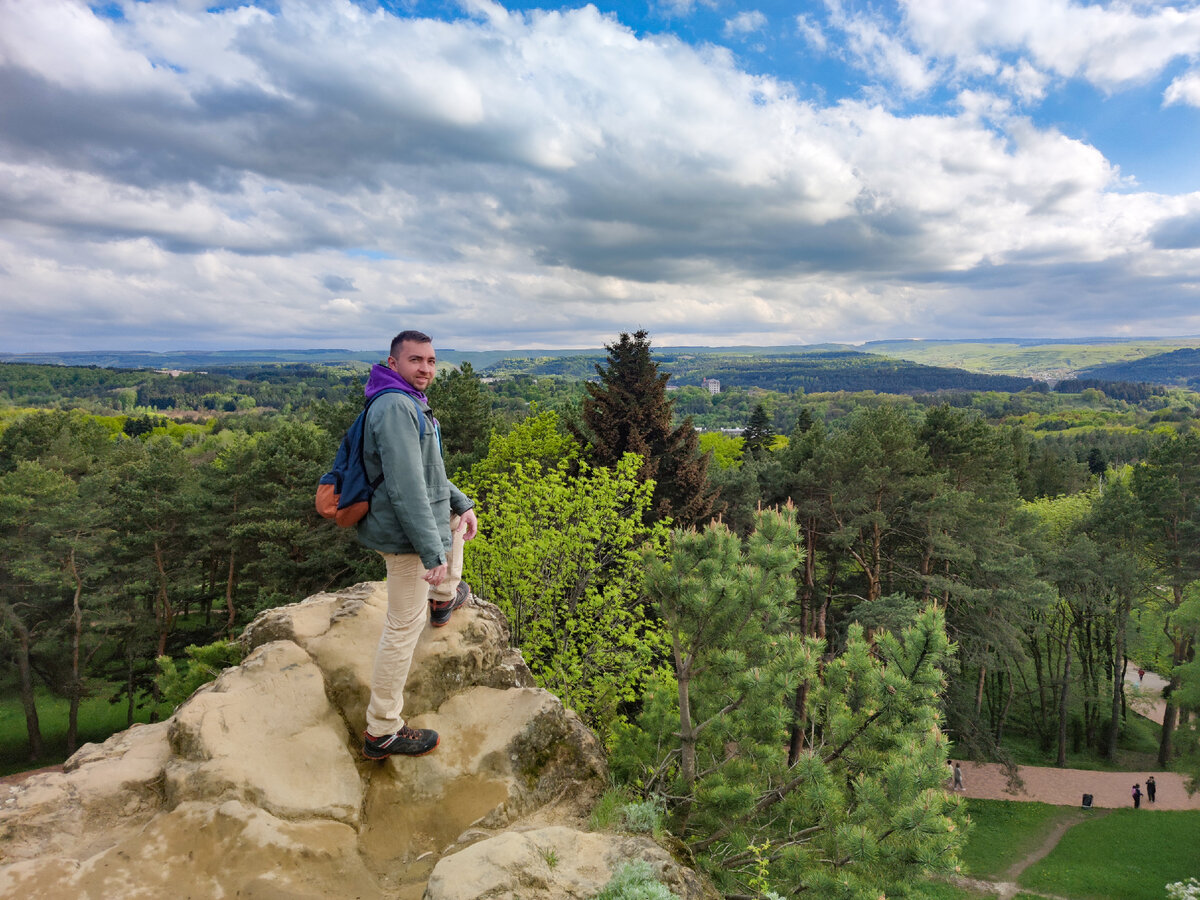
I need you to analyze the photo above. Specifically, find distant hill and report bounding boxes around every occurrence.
[497,349,1037,394]
[0,349,1036,403]
[1078,348,1200,388]
[7,336,1199,387]
[851,338,1200,378]
[659,350,1036,394]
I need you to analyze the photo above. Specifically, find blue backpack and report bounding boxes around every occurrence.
[315,389,425,527]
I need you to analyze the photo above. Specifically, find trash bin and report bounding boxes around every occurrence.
[1082,793,1093,808]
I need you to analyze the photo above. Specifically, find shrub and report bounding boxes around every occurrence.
[620,800,663,834]
[591,860,679,900]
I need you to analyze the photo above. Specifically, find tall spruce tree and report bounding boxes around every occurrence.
[575,330,720,527]
[741,402,774,458]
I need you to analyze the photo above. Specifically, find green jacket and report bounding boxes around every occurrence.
[356,392,473,567]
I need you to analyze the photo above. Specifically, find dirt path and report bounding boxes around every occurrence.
[948,809,1113,899]
[1000,809,1112,881]
[950,874,1076,900]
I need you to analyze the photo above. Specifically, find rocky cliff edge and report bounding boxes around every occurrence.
[0,583,712,900]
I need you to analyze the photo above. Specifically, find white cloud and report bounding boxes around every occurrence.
[1164,70,1200,108]
[826,2,939,97]
[656,0,709,17]
[323,297,363,314]
[997,59,1049,104]
[899,0,1200,90]
[0,0,168,93]
[724,11,767,38]
[795,14,828,53]
[0,0,1196,351]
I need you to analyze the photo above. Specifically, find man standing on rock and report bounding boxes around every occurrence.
[356,330,478,760]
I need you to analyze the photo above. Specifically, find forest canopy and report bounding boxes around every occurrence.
[1,337,1197,897]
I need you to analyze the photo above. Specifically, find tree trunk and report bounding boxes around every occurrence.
[225,549,237,638]
[1158,693,1178,767]
[153,540,173,659]
[975,665,986,718]
[674,635,696,793]
[996,670,1015,744]
[1057,622,1074,768]
[787,679,809,766]
[67,548,83,755]
[8,614,44,761]
[1158,629,1195,766]
[1106,602,1128,760]
[1028,633,1051,746]
[126,646,136,728]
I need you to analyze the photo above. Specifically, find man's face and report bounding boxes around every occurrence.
[388,340,437,391]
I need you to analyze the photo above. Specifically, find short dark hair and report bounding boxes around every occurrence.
[390,330,432,358]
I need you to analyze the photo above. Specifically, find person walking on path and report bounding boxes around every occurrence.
[952,762,965,791]
[1132,783,1142,808]
[356,330,478,761]
[1147,776,1156,804]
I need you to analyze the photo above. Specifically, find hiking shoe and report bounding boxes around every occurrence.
[430,581,470,628]
[362,725,439,759]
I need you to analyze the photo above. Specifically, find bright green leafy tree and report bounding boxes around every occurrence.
[460,412,667,731]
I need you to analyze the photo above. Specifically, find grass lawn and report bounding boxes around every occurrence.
[902,880,992,899]
[0,687,171,777]
[960,798,1083,879]
[1020,809,1200,900]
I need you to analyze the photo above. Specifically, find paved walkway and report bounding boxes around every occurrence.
[950,761,1199,809]
[1124,661,1170,725]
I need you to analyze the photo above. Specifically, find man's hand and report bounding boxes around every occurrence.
[423,564,449,586]
[458,508,478,541]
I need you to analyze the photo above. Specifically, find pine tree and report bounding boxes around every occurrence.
[616,507,964,898]
[741,403,774,458]
[428,361,494,476]
[794,406,815,434]
[1131,432,1200,766]
[575,330,720,527]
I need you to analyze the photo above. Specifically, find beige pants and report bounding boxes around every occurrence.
[365,514,465,737]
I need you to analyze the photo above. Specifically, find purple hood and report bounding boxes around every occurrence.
[364,363,428,405]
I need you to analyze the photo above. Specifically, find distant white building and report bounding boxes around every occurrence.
[701,377,721,395]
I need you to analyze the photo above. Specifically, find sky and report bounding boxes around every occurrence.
[1,0,1199,352]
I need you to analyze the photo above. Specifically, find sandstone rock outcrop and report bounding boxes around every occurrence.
[425,826,714,900]
[0,583,687,900]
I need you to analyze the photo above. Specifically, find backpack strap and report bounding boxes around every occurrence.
[361,389,429,489]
